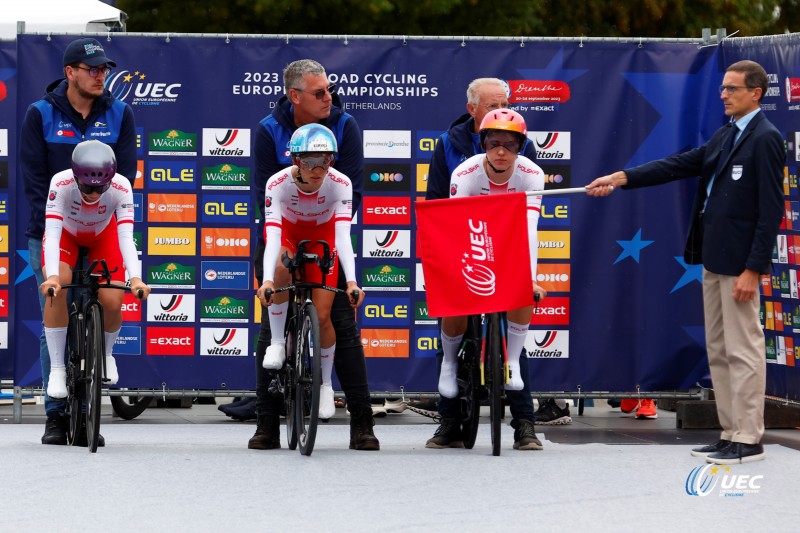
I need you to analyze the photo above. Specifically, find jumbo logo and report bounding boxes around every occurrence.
[201,228,250,257]
[148,161,196,190]
[538,231,571,259]
[362,297,410,326]
[146,327,195,355]
[363,196,411,225]
[416,163,429,192]
[202,194,249,223]
[148,227,197,256]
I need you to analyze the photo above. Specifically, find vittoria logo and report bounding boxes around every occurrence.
[362,230,411,258]
[147,293,195,322]
[526,330,570,358]
[202,128,251,157]
[200,327,248,356]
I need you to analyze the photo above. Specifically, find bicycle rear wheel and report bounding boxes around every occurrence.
[486,313,503,457]
[296,304,321,456]
[110,393,152,420]
[66,303,84,446]
[459,315,482,450]
[85,302,105,453]
[284,315,298,450]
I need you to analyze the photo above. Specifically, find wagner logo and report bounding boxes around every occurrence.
[363,196,411,225]
[146,327,195,356]
[147,293,195,322]
[148,129,197,156]
[121,293,142,322]
[360,329,410,358]
[202,194,249,223]
[539,198,570,228]
[200,327,248,356]
[362,230,411,258]
[538,231,571,259]
[201,228,250,257]
[535,264,571,293]
[147,262,196,288]
[364,163,411,192]
[148,161,196,190]
[106,70,181,106]
[528,131,571,160]
[508,79,570,104]
[147,193,197,223]
[362,264,410,291]
[526,330,569,358]
[415,301,436,325]
[531,296,570,326]
[202,163,251,190]
[149,227,196,256]
[202,128,251,157]
[200,296,249,323]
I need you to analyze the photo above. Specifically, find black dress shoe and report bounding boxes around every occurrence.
[41,414,69,445]
[690,439,731,457]
[706,442,764,464]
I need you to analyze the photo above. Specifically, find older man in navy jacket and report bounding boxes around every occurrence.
[588,60,785,464]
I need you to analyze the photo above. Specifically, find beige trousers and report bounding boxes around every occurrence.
[702,269,766,444]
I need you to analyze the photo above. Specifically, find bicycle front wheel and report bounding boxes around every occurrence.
[283,316,298,451]
[486,313,503,457]
[85,302,105,453]
[296,304,322,456]
[66,302,84,446]
[459,315,482,450]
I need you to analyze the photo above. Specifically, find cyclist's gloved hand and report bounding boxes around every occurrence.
[346,281,364,308]
[130,278,151,300]
[257,281,276,306]
[40,276,62,298]
[533,282,547,303]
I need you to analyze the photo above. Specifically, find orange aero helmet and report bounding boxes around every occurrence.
[479,108,528,153]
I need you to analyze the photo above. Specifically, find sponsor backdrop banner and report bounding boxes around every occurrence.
[8,34,799,399]
[0,39,15,379]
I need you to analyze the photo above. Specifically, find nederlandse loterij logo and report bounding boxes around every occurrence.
[202,163,251,189]
[147,262,196,288]
[685,464,764,497]
[148,130,197,156]
[461,218,496,297]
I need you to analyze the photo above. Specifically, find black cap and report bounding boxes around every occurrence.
[62,38,116,68]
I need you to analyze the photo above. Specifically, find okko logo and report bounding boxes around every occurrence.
[202,128,251,157]
[526,330,570,358]
[459,218,498,298]
[364,163,411,192]
[363,196,411,225]
[106,70,181,106]
[528,131,571,160]
[363,130,412,159]
[685,464,764,497]
[540,165,572,190]
[147,293,195,322]
[201,228,250,257]
[362,230,411,258]
[146,327,195,356]
[200,328,248,356]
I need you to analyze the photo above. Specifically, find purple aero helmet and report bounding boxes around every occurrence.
[72,140,116,191]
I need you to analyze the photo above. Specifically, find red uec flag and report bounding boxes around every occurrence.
[416,193,533,317]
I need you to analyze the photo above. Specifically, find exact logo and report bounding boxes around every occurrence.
[146,327,195,355]
[362,196,411,225]
[531,296,570,326]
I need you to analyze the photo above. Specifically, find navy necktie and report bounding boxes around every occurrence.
[705,124,737,207]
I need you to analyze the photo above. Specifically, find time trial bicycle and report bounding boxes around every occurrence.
[265,239,359,456]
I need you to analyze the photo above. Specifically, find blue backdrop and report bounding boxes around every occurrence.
[3,34,799,399]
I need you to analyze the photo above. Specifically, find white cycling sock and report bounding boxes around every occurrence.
[321,344,335,386]
[267,301,289,344]
[438,331,463,398]
[44,327,68,369]
[505,321,529,391]
[105,328,120,356]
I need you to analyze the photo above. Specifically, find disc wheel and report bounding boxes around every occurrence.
[110,393,152,420]
[296,305,322,456]
[84,303,105,453]
[486,313,503,457]
[459,315,482,450]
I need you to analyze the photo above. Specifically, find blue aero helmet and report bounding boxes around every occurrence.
[289,123,338,155]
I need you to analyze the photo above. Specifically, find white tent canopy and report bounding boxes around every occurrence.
[0,0,127,40]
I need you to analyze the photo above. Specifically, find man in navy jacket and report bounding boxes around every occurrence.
[20,37,136,447]
[247,59,378,451]
[588,60,784,464]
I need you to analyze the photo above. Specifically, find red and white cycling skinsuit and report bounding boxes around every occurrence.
[43,169,139,283]
[262,166,355,285]
[449,153,545,277]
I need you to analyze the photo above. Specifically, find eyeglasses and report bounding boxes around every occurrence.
[292,83,337,100]
[485,140,519,153]
[296,153,334,171]
[77,181,111,195]
[719,85,753,95]
[71,65,112,77]
[482,102,510,111]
